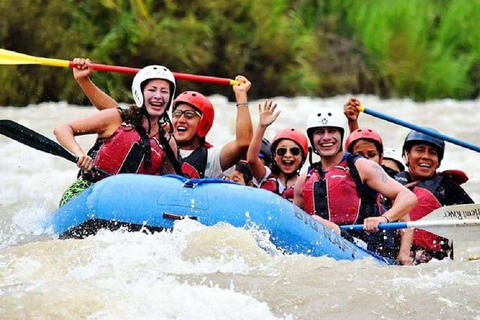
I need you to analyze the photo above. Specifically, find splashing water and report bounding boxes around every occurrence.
[1,96,480,319]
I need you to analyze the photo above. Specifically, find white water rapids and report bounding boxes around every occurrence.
[1,95,480,319]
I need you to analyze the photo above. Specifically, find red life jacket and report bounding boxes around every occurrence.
[260,172,295,201]
[395,172,448,254]
[410,187,444,252]
[303,153,379,225]
[89,125,166,181]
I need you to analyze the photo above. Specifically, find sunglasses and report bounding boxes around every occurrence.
[172,109,202,119]
[276,147,301,157]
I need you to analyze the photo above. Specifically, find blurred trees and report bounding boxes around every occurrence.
[1,0,480,106]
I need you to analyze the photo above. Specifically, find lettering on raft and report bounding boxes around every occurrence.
[442,207,480,220]
[293,207,359,256]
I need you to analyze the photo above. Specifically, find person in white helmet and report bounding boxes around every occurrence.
[293,106,417,263]
[54,64,179,206]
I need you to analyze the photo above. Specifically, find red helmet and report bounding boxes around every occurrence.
[172,91,214,138]
[271,128,309,161]
[345,128,384,155]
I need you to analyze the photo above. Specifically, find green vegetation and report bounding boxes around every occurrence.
[1,0,480,106]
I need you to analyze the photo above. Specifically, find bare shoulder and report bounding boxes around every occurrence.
[99,108,122,119]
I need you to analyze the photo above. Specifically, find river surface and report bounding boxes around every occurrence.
[1,95,480,319]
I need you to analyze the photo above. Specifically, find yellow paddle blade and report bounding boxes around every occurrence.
[0,49,70,67]
[0,48,239,85]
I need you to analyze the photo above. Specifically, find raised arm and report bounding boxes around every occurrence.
[73,58,119,110]
[343,97,361,133]
[247,100,280,181]
[219,75,253,170]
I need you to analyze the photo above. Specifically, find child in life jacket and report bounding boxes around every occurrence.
[246,100,308,201]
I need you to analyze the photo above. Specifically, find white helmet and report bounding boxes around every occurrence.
[383,148,405,172]
[306,107,348,154]
[131,65,176,110]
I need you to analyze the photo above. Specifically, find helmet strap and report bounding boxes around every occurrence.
[308,147,314,166]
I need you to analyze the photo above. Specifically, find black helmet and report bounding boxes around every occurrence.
[259,138,272,166]
[402,128,445,163]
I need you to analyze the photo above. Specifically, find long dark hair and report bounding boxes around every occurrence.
[120,105,154,168]
[120,105,178,171]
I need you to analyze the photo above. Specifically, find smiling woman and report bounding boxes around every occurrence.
[247,100,309,202]
[53,64,181,206]
[142,79,172,119]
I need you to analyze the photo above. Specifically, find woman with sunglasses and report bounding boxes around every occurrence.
[55,64,179,206]
[70,58,253,179]
[247,100,308,201]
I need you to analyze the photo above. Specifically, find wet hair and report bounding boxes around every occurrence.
[121,105,144,127]
[120,105,154,168]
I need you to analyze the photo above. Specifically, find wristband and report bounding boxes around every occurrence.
[382,215,390,223]
[236,102,249,107]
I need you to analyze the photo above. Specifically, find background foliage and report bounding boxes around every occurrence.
[1,0,480,106]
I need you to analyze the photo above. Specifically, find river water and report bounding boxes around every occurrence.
[1,95,480,319]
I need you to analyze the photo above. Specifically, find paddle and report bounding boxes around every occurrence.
[358,105,480,153]
[0,119,78,163]
[0,119,185,176]
[0,48,239,86]
[340,203,480,241]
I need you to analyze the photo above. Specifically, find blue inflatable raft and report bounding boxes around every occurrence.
[46,174,386,264]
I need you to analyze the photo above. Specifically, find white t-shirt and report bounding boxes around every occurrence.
[179,146,234,178]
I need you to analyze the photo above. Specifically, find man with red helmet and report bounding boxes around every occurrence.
[171,75,252,178]
[71,59,253,179]
[247,100,308,201]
